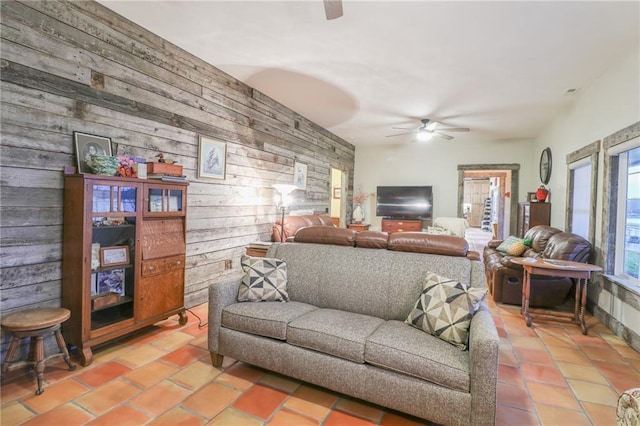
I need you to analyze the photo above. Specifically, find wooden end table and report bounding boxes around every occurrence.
[348,223,370,231]
[510,257,602,334]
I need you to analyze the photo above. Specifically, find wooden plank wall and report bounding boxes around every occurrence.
[0,0,355,352]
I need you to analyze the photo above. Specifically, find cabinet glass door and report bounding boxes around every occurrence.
[147,187,184,213]
[91,184,137,330]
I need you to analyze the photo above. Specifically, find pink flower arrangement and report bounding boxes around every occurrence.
[116,156,136,178]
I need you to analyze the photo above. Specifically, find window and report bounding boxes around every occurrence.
[566,141,599,243]
[615,146,640,282]
[570,163,591,239]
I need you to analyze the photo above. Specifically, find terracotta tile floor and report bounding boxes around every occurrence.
[2,252,639,425]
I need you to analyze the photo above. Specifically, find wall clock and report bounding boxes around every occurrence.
[539,147,552,184]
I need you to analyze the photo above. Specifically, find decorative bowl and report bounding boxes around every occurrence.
[90,155,118,176]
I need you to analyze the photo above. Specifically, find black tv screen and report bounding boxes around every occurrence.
[376,186,433,219]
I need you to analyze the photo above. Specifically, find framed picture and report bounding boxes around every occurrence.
[198,136,226,180]
[293,161,307,190]
[73,131,112,174]
[97,268,125,295]
[100,246,130,267]
[527,192,538,202]
[333,187,341,199]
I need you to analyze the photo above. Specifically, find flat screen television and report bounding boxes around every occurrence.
[376,186,433,219]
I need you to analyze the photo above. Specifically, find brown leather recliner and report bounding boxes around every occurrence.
[272,214,335,242]
[483,225,592,306]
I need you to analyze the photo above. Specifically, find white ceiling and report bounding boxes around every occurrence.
[99,1,639,146]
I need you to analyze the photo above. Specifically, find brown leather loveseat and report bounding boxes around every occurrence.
[483,225,591,306]
[272,214,335,242]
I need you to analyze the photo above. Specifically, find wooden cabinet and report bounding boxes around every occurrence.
[62,174,188,366]
[517,202,551,238]
[381,219,423,233]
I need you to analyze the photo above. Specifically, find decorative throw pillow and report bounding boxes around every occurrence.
[496,235,527,256]
[238,255,289,302]
[426,225,453,236]
[405,272,487,350]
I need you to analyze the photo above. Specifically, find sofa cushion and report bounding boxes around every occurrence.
[287,308,384,363]
[222,301,318,340]
[405,272,487,350]
[388,233,468,257]
[294,226,357,246]
[496,236,527,256]
[354,231,389,249]
[365,320,470,392]
[238,255,289,302]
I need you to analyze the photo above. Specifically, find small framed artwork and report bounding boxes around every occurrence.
[97,268,125,295]
[293,161,307,190]
[73,131,112,174]
[198,136,227,180]
[100,246,130,267]
[333,187,341,199]
[527,192,538,202]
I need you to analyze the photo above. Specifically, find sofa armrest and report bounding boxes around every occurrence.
[487,239,503,249]
[468,304,499,425]
[208,277,242,355]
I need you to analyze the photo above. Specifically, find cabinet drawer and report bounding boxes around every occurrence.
[142,255,185,277]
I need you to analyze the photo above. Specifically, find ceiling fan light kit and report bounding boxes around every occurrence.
[416,131,433,142]
[387,118,470,142]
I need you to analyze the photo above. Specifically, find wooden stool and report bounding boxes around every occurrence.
[1,308,76,395]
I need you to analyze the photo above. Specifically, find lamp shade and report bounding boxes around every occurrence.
[272,184,298,196]
[272,184,299,209]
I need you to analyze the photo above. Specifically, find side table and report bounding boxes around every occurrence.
[348,223,370,232]
[511,257,602,334]
[246,247,269,257]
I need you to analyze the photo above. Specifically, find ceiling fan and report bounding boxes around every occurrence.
[387,118,470,141]
[324,0,343,20]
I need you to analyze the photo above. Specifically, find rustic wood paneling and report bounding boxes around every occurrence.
[0,0,354,353]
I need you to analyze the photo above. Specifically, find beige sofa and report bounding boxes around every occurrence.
[208,228,499,425]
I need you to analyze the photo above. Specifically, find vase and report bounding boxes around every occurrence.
[353,204,365,223]
[536,185,548,202]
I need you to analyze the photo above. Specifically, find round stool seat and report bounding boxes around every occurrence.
[1,308,71,332]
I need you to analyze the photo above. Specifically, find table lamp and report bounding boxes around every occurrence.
[272,184,299,242]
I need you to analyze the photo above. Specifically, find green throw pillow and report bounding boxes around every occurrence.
[496,235,527,256]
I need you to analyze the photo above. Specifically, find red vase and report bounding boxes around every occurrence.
[536,185,548,202]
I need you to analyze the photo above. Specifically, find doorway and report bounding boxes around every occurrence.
[330,168,346,227]
[457,164,520,239]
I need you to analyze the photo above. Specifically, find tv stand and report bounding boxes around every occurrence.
[381,218,423,233]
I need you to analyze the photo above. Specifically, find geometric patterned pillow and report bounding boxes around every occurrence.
[496,235,527,256]
[238,255,289,302]
[405,272,487,350]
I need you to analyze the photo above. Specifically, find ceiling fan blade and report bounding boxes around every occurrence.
[324,0,343,20]
[435,127,470,132]
[391,127,418,131]
[386,132,415,137]
[434,132,454,140]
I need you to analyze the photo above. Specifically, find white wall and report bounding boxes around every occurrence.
[354,138,532,230]
[530,47,640,342]
[531,47,640,235]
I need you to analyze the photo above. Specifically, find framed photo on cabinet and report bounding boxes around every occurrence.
[100,246,130,267]
[73,131,112,174]
[198,136,226,180]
